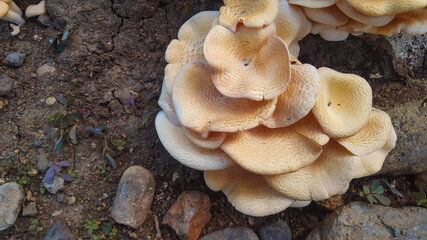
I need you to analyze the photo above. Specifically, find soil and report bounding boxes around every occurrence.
[0,0,425,240]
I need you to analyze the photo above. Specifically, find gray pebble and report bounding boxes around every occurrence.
[5,52,25,67]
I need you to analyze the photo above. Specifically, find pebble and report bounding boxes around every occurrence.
[5,52,25,67]
[28,168,38,176]
[46,97,57,106]
[37,152,50,173]
[67,196,76,205]
[37,63,56,77]
[111,166,155,229]
[0,75,14,96]
[0,182,25,231]
[22,202,37,216]
[163,191,212,240]
[129,232,138,238]
[43,223,75,240]
[34,140,43,148]
[258,220,292,240]
[43,176,64,194]
[56,192,65,203]
[200,227,259,240]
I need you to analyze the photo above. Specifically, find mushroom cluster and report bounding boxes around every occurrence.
[155,0,421,216]
[0,0,25,35]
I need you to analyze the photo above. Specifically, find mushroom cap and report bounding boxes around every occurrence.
[291,112,330,146]
[221,125,322,175]
[204,167,294,217]
[8,0,21,16]
[354,124,397,178]
[303,5,349,26]
[346,0,427,17]
[172,61,277,136]
[366,7,427,36]
[290,200,311,208]
[337,19,372,34]
[204,24,291,101]
[183,128,227,150]
[263,64,320,128]
[312,67,372,138]
[265,141,360,201]
[25,0,46,18]
[218,0,279,32]
[311,22,350,41]
[0,0,12,3]
[164,11,219,96]
[155,110,235,171]
[0,7,24,26]
[336,108,393,156]
[336,0,395,27]
[288,0,338,8]
[0,1,9,18]
[158,80,180,125]
[274,1,312,46]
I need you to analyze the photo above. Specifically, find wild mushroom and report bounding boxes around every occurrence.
[25,0,51,26]
[288,0,339,8]
[219,0,279,32]
[346,0,427,16]
[182,127,226,150]
[312,67,372,138]
[310,21,350,41]
[336,0,395,26]
[155,110,235,171]
[204,23,291,101]
[164,11,219,96]
[0,0,25,34]
[303,5,349,26]
[172,61,277,137]
[263,64,320,128]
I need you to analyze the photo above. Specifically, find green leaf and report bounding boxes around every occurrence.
[105,155,116,168]
[55,134,63,151]
[371,180,381,191]
[92,224,99,230]
[359,192,365,197]
[18,176,30,185]
[65,112,84,123]
[46,115,55,121]
[66,97,75,107]
[367,194,376,204]
[373,185,384,194]
[54,112,66,127]
[102,226,111,233]
[363,185,370,194]
[69,124,77,144]
[373,194,391,206]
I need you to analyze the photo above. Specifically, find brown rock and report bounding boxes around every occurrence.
[163,191,212,240]
[111,166,155,229]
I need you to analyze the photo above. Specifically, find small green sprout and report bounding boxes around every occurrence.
[359,180,391,206]
[29,219,43,234]
[114,140,126,151]
[416,191,427,207]
[85,219,100,235]
[39,183,46,195]
[18,176,30,185]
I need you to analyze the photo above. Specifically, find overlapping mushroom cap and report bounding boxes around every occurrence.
[0,0,25,35]
[155,0,400,217]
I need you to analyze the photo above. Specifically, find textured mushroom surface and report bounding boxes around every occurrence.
[289,0,338,8]
[346,0,427,16]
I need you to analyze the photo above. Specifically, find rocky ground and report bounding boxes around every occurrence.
[0,0,426,240]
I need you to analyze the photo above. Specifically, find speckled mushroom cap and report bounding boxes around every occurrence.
[346,0,427,16]
[219,0,279,32]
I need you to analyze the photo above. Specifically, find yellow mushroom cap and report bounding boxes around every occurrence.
[182,128,227,150]
[164,11,219,96]
[303,5,349,26]
[204,167,294,217]
[219,0,279,32]
[204,24,291,101]
[354,123,397,178]
[336,0,395,27]
[221,125,322,175]
[265,141,360,201]
[288,0,338,8]
[155,111,235,171]
[312,67,372,138]
[25,0,46,18]
[346,0,427,17]
[172,61,277,136]
[336,108,393,156]
[311,22,350,41]
[263,64,320,128]
[274,1,312,46]
[291,112,330,146]
[0,1,9,18]
[0,0,12,3]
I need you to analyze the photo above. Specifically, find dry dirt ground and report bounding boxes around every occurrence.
[0,0,425,239]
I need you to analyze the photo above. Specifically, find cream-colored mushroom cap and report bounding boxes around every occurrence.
[172,61,277,137]
[336,0,395,27]
[366,7,427,36]
[158,80,180,125]
[346,0,427,17]
[274,1,312,46]
[291,112,330,146]
[221,125,322,175]
[354,125,397,178]
[164,11,219,96]
[205,167,294,216]
[25,0,45,18]
[0,1,9,18]
[263,64,320,128]
[303,5,349,26]
[288,0,338,8]
[0,0,12,3]
[204,24,291,101]
[155,111,235,171]
[7,0,22,16]
[265,141,360,201]
[0,1,24,26]
[312,67,372,138]
[219,0,279,32]
[311,22,350,41]
[336,108,393,156]
[183,128,226,150]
